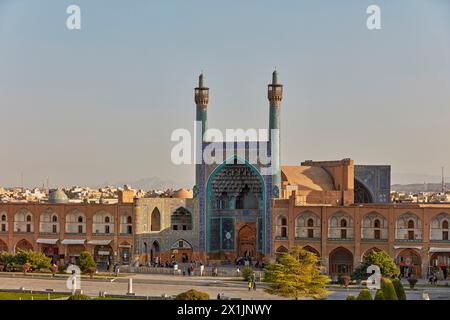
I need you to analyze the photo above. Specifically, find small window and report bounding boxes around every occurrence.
[105,225,110,234]
[341,229,347,239]
[105,216,110,223]
[52,215,58,222]
[178,240,183,248]
[127,225,132,234]
[281,227,287,238]
[408,230,414,240]
[78,225,83,233]
[26,224,31,233]
[281,217,287,226]
[407,219,415,229]
[182,225,187,231]
[173,225,178,231]
[127,216,132,224]
[374,219,380,228]
[1,224,6,232]
[307,218,314,227]
[26,215,32,222]
[340,219,347,228]
[443,221,449,229]
[443,231,449,241]
[52,224,57,233]
[1,215,6,221]
[78,216,83,223]
[307,229,314,238]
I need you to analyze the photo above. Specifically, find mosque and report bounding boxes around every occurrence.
[134,72,450,280]
[1,72,449,279]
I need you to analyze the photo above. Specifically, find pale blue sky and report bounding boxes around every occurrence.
[1,0,449,188]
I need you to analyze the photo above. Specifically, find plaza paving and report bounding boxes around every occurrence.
[0,273,449,300]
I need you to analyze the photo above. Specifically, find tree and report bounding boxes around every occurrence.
[176,289,209,300]
[352,251,399,280]
[78,251,96,273]
[374,289,385,300]
[242,266,253,281]
[346,295,356,300]
[15,250,51,270]
[357,289,373,300]
[263,246,329,299]
[392,278,406,300]
[381,277,398,300]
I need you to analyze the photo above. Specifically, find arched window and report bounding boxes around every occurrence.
[295,212,320,239]
[151,208,161,231]
[328,212,354,239]
[443,221,449,229]
[127,216,132,224]
[105,216,110,223]
[396,213,422,241]
[65,210,86,234]
[276,216,288,238]
[374,219,380,228]
[52,215,58,222]
[26,215,32,222]
[1,214,6,221]
[430,213,450,241]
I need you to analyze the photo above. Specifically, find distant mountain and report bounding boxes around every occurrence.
[391,183,447,193]
[391,173,447,185]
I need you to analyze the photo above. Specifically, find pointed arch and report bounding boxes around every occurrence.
[206,154,266,253]
[15,239,33,252]
[151,207,161,231]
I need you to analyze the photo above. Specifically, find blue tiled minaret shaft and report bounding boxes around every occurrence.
[195,73,209,189]
[268,70,283,196]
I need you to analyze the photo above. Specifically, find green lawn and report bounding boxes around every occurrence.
[0,292,69,300]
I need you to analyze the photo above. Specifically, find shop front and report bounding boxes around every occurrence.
[89,240,113,271]
[119,241,132,265]
[62,239,86,265]
[429,248,450,280]
[37,238,59,264]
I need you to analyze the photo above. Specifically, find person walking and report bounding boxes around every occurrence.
[200,263,204,276]
[248,280,252,291]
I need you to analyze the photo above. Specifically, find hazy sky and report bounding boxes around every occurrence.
[1,0,449,188]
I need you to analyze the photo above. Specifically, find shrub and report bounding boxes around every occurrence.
[340,275,351,288]
[357,289,373,300]
[392,278,406,300]
[175,289,209,300]
[15,250,51,270]
[346,295,356,300]
[68,294,91,300]
[407,277,418,290]
[381,278,398,300]
[352,251,399,280]
[78,252,96,273]
[242,266,253,281]
[22,262,32,274]
[374,289,385,300]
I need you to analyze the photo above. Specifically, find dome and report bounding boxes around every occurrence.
[48,189,69,204]
[172,188,193,199]
[281,166,336,191]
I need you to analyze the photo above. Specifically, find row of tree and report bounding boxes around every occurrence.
[0,250,97,275]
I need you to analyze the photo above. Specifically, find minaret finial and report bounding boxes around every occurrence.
[199,72,205,88]
[272,69,278,85]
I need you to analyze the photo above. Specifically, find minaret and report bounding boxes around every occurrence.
[268,70,283,196]
[195,73,209,189]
